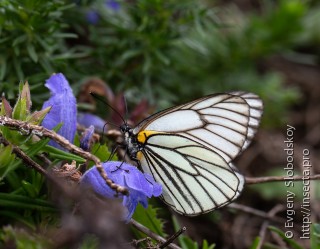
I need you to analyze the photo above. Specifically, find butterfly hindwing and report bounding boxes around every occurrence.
[139,133,244,215]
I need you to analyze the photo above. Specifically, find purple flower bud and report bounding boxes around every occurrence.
[80,125,95,151]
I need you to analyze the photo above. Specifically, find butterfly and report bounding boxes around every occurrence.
[120,92,263,216]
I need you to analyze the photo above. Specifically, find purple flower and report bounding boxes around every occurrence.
[80,125,95,151]
[41,73,77,150]
[86,0,120,24]
[105,0,120,11]
[80,162,162,221]
[77,112,107,133]
[86,10,100,25]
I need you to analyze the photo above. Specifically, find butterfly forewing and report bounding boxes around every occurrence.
[134,92,263,162]
[130,92,263,215]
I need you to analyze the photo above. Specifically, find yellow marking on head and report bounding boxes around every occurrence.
[137,130,161,144]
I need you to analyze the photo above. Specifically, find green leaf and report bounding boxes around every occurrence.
[0,145,18,180]
[142,53,152,74]
[43,145,86,163]
[27,106,51,125]
[12,82,31,120]
[91,143,117,164]
[154,50,170,65]
[311,224,320,249]
[249,237,261,249]
[0,211,35,230]
[0,225,53,248]
[0,193,56,212]
[21,180,39,198]
[2,171,21,190]
[269,226,304,249]
[25,138,51,157]
[202,239,215,249]
[12,96,27,120]
[119,49,142,63]
[39,57,54,73]
[13,57,23,80]
[26,43,38,62]
[12,34,27,46]
[30,169,45,191]
[0,145,19,182]
[132,204,166,238]
[0,56,6,80]
[0,145,15,169]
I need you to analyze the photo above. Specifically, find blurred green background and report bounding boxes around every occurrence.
[1,0,320,248]
[2,0,316,126]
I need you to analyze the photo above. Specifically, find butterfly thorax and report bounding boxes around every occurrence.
[120,124,142,159]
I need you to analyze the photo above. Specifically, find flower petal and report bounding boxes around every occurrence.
[81,164,119,199]
[144,173,162,197]
[80,161,162,222]
[125,170,153,197]
[41,73,77,150]
[77,112,107,133]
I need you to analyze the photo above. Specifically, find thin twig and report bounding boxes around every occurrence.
[245,174,320,184]
[0,136,49,177]
[0,135,76,198]
[159,227,186,249]
[0,116,128,195]
[130,237,152,248]
[130,219,182,249]
[256,205,285,249]
[228,203,285,224]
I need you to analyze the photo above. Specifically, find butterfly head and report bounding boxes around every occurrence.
[120,123,131,134]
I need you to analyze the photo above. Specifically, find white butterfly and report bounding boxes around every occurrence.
[121,92,263,216]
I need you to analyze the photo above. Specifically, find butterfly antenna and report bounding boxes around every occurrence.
[104,120,122,129]
[90,92,126,125]
[123,95,129,125]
